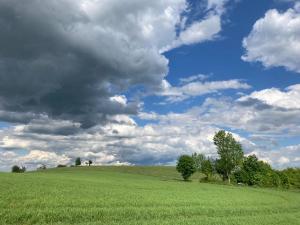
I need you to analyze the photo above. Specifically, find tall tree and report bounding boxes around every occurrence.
[213,130,244,183]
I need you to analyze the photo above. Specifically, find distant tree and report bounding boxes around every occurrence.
[38,164,47,170]
[201,158,214,180]
[88,160,93,166]
[213,130,244,184]
[21,166,26,173]
[12,165,26,173]
[57,164,67,168]
[176,155,196,181]
[75,157,81,166]
[12,165,21,173]
[192,153,205,171]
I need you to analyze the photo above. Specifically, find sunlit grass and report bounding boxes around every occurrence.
[0,166,299,225]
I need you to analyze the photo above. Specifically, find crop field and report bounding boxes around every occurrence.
[0,166,299,225]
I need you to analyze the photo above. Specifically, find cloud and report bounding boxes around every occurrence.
[161,0,229,52]
[0,150,70,171]
[0,0,231,128]
[1,84,300,171]
[238,84,300,109]
[242,3,300,73]
[160,77,251,102]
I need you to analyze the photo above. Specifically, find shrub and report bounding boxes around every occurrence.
[282,168,300,189]
[176,155,196,181]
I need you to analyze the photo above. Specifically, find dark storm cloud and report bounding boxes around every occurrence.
[0,0,168,127]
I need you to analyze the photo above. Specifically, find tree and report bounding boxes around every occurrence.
[88,160,92,166]
[75,157,81,166]
[213,130,244,183]
[12,165,21,173]
[192,153,205,171]
[176,155,196,181]
[201,158,214,180]
[11,165,26,173]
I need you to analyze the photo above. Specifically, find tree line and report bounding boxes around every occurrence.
[176,130,299,189]
[11,157,93,172]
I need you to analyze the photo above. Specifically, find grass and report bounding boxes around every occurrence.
[0,166,299,225]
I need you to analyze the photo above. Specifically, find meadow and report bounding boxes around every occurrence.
[0,166,299,225]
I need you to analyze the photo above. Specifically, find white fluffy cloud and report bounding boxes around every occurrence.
[238,84,300,109]
[161,0,228,52]
[160,77,251,102]
[1,83,300,171]
[242,3,300,73]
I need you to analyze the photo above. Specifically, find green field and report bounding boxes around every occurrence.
[0,166,299,225]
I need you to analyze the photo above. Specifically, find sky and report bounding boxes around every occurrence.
[0,0,300,171]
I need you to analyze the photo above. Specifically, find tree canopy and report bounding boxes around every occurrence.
[213,130,244,183]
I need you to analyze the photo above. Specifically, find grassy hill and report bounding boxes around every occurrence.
[0,166,299,225]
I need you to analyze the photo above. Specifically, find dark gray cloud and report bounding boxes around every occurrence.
[0,0,171,127]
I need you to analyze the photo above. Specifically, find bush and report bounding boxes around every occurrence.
[233,155,290,188]
[282,168,300,189]
[176,155,196,181]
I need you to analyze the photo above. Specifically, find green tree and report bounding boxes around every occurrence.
[213,130,244,183]
[88,160,93,166]
[75,157,81,166]
[192,153,205,171]
[176,155,196,181]
[11,165,26,173]
[201,159,214,180]
[11,165,21,173]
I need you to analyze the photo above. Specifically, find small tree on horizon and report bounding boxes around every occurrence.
[75,157,81,166]
[11,165,26,173]
[176,155,196,181]
[213,130,244,184]
[88,160,92,166]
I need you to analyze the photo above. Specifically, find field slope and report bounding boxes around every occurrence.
[0,166,299,225]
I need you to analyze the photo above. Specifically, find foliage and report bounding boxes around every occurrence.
[176,155,196,181]
[75,157,81,166]
[213,130,244,183]
[11,165,26,173]
[234,155,290,188]
[191,153,205,171]
[282,168,300,189]
[201,158,214,180]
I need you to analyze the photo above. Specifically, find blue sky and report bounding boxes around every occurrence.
[0,0,300,171]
